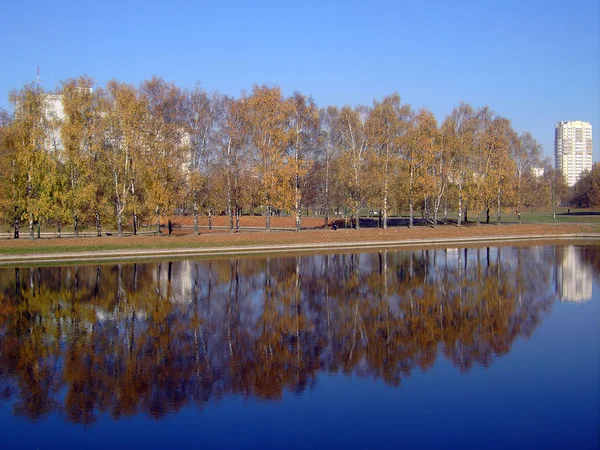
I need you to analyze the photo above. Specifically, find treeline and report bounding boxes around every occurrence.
[0,76,566,238]
[0,247,557,422]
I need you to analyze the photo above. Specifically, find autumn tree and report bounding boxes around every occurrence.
[445,103,477,227]
[0,108,14,229]
[432,116,454,225]
[336,105,370,229]
[241,85,291,231]
[287,92,319,231]
[7,84,56,238]
[215,95,248,232]
[366,94,410,228]
[58,76,98,237]
[97,81,146,236]
[139,77,188,235]
[402,108,437,228]
[184,85,218,234]
[474,112,517,224]
[318,106,342,228]
[513,132,542,222]
[570,164,600,207]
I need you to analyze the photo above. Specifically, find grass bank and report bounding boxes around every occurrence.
[0,223,597,259]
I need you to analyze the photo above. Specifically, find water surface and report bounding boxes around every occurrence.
[0,245,598,449]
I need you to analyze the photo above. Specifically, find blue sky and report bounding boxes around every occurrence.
[1,0,598,162]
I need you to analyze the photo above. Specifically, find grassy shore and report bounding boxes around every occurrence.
[0,223,597,258]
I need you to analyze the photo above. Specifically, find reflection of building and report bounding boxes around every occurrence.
[555,246,592,302]
[554,121,593,187]
[153,260,195,302]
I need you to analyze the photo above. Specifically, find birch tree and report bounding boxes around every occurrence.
[366,94,410,228]
[403,108,437,228]
[241,85,290,231]
[215,95,247,232]
[513,132,541,222]
[59,76,97,237]
[8,84,54,239]
[432,117,453,225]
[445,103,477,227]
[318,106,341,228]
[337,105,369,229]
[140,77,187,235]
[184,85,217,234]
[287,92,319,231]
[98,81,145,236]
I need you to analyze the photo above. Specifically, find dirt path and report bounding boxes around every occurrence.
[0,223,597,265]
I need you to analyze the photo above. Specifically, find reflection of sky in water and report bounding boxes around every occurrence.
[0,244,597,449]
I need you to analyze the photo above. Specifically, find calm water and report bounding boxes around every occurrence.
[0,245,598,449]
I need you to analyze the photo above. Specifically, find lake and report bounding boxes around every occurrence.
[0,244,598,449]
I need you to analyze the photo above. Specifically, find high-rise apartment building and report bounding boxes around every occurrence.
[554,120,593,187]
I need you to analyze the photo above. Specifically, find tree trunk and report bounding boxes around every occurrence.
[57,221,61,238]
[295,207,301,231]
[485,207,490,224]
[117,210,123,237]
[227,184,234,233]
[74,213,79,238]
[235,204,240,232]
[95,211,101,237]
[156,209,161,235]
[266,204,271,231]
[193,200,199,236]
[443,201,448,225]
[383,162,388,229]
[496,190,501,225]
[355,206,360,230]
[29,213,34,240]
[295,146,301,232]
[226,141,234,233]
[168,220,173,235]
[457,183,463,227]
[14,217,19,239]
[409,170,414,228]
[208,207,212,231]
[324,162,330,228]
[133,212,138,236]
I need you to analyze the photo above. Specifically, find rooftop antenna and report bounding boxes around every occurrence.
[35,66,46,92]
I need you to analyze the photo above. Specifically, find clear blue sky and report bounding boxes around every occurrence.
[1,0,598,163]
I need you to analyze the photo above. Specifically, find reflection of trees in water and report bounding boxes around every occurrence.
[0,246,561,424]
[576,244,600,286]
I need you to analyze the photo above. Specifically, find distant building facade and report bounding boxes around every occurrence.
[42,93,65,151]
[531,167,545,178]
[554,120,592,187]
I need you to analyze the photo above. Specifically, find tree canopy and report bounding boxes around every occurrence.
[0,76,564,237]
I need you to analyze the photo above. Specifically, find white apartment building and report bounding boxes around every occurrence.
[554,120,593,187]
[531,167,545,178]
[42,93,65,151]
